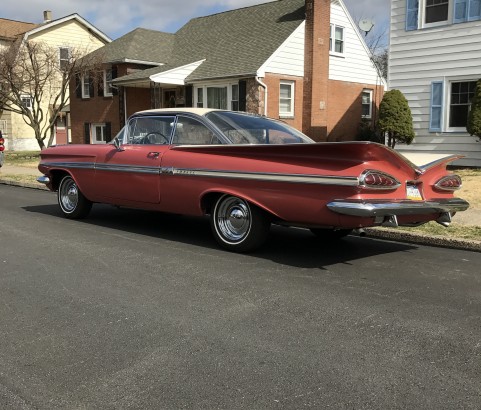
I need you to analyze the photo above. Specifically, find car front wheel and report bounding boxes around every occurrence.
[58,175,92,219]
[211,194,270,252]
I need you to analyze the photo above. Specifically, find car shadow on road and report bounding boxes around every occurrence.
[23,203,418,269]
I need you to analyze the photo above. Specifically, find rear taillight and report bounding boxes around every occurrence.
[0,137,4,152]
[435,175,462,191]
[359,170,401,190]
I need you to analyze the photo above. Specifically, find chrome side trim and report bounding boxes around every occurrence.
[420,155,463,171]
[327,198,470,217]
[41,161,95,169]
[37,175,50,184]
[40,162,160,175]
[40,162,359,186]
[168,168,359,186]
[95,164,160,174]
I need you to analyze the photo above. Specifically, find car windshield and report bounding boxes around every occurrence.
[205,111,313,145]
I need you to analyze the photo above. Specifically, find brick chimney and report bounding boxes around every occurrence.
[43,10,52,23]
[302,0,330,141]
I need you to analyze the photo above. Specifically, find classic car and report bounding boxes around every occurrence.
[38,108,469,252]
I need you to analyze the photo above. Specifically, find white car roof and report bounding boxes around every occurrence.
[136,108,223,116]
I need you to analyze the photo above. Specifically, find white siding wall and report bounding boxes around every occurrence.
[329,0,381,85]
[260,21,305,77]
[29,20,105,51]
[260,0,382,87]
[389,0,481,167]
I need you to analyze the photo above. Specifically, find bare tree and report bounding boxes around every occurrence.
[0,39,102,149]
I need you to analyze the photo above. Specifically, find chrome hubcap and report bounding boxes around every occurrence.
[216,197,251,242]
[60,179,78,212]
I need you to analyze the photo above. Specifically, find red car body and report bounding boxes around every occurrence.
[38,109,469,252]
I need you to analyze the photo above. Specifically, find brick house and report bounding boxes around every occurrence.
[70,0,384,145]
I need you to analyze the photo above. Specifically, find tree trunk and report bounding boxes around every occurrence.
[47,124,56,147]
[34,126,45,150]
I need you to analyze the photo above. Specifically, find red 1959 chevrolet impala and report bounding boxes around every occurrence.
[38,108,469,252]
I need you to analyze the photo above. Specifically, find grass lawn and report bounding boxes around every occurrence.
[454,168,481,208]
[3,151,40,167]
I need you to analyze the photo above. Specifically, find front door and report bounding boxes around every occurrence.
[94,115,175,204]
[164,90,176,108]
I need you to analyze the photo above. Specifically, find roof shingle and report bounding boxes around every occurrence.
[112,0,305,83]
[0,17,38,40]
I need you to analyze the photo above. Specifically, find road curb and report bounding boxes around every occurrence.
[364,227,481,253]
[0,178,49,191]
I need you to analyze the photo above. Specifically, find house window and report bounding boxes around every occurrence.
[59,47,70,70]
[231,84,239,111]
[449,80,476,128]
[330,24,344,54]
[425,0,449,23]
[197,88,203,108]
[207,87,227,109]
[92,123,107,144]
[196,84,240,109]
[362,89,373,119]
[104,69,113,97]
[82,74,90,98]
[21,95,33,110]
[279,81,294,117]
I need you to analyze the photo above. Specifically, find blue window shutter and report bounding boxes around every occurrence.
[468,0,481,20]
[454,0,468,22]
[430,81,444,132]
[406,0,419,31]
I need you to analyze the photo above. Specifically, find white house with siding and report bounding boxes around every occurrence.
[389,0,481,167]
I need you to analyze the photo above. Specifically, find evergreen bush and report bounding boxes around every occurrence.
[467,79,481,140]
[378,89,415,148]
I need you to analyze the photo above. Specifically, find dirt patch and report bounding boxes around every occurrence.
[455,169,481,209]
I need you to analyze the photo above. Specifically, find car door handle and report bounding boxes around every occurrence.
[148,152,160,158]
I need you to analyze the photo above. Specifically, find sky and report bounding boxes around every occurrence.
[0,0,390,45]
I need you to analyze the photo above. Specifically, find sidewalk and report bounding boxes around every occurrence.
[1,162,480,252]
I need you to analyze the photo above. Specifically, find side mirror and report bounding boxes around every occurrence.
[113,138,124,152]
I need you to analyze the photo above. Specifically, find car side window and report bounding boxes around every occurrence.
[126,116,175,145]
[172,116,222,145]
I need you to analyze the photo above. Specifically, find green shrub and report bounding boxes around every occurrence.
[378,89,415,148]
[356,119,384,143]
[467,79,481,139]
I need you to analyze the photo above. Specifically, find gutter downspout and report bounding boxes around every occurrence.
[256,76,268,116]
[124,87,128,124]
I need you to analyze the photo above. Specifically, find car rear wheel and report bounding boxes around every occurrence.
[211,194,270,252]
[58,175,92,219]
[310,228,352,241]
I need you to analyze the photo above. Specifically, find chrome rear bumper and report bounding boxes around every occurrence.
[327,198,470,217]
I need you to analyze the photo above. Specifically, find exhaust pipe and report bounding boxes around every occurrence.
[354,228,366,237]
[436,212,452,227]
[381,215,399,228]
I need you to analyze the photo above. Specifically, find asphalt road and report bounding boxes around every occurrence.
[1,185,480,409]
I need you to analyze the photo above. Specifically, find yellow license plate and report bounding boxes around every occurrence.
[406,184,423,201]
